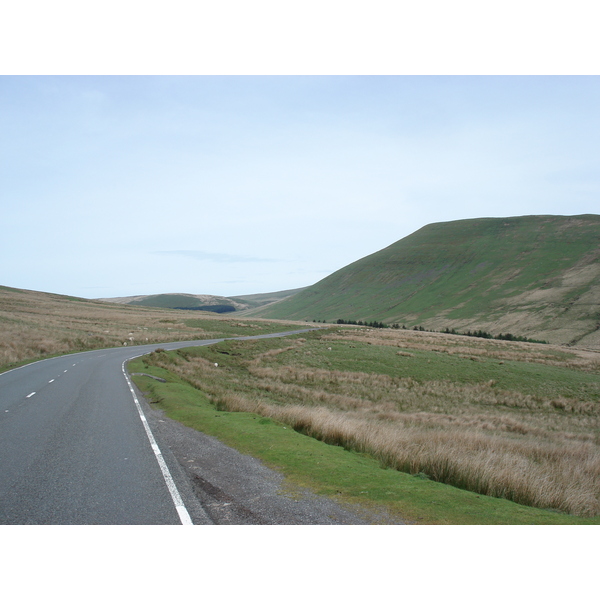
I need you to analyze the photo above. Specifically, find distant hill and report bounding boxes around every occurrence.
[229,288,307,308]
[249,215,600,348]
[97,288,305,314]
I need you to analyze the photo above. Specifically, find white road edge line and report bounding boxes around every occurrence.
[121,358,193,526]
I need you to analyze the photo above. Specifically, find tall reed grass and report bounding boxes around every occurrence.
[142,331,600,516]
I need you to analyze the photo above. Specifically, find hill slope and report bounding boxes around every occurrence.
[0,285,311,369]
[97,293,246,313]
[98,288,305,313]
[250,215,600,347]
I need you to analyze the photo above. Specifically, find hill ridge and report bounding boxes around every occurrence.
[249,214,600,348]
[97,288,305,313]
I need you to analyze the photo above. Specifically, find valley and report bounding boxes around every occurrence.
[2,213,599,524]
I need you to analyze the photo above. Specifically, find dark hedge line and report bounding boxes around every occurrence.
[318,319,547,344]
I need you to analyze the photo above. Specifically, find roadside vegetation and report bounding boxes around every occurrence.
[130,327,600,523]
[0,285,308,372]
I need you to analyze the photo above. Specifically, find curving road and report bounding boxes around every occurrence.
[0,330,314,524]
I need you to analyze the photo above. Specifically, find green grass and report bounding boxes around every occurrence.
[189,330,600,402]
[128,330,600,524]
[251,215,600,345]
[129,294,216,309]
[332,343,598,402]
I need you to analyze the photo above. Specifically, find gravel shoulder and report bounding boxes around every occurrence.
[139,388,405,525]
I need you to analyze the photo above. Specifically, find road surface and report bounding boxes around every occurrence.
[0,330,318,524]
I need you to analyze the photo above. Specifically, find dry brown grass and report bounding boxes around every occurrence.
[0,287,206,366]
[0,286,310,369]
[322,328,600,372]
[141,330,600,516]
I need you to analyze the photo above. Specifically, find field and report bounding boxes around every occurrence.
[0,285,308,371]
[130,326,600,523]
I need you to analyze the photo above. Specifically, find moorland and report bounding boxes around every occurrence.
[0,285,305,369]
[129,325,600,523]
[2,214,599,523]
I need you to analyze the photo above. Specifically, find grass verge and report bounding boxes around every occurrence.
[129,347,600,525]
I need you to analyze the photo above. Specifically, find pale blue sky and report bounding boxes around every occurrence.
[2,75,599,298]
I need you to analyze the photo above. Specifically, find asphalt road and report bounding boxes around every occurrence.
[0,330,315,524]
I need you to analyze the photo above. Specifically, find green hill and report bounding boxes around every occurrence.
[98,289,304,313]
[229,287,307,309]
[250,215,600,348]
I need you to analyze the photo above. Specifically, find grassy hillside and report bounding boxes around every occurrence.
[98,288,304,313]
[230,287,307,309]
[0,285,312,371]
[98,293,245,311]
[251,215,600,348]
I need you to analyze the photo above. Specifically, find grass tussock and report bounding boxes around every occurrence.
[140,329,600,517]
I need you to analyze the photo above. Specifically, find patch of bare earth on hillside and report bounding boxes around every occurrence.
[503,262,599,309]
[420,248,600,348]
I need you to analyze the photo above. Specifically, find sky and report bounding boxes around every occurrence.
[1,74,599,299]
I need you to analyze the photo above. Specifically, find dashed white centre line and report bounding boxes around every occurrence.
[26,392,36,398]
[48,379,55,383]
